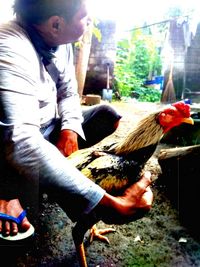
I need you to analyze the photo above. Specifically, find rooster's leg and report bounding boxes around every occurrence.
[75,242,88,267]
[90,224,116,244]
[72,222,89,267]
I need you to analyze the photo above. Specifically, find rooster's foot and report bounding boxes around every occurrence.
[89,224,116,244]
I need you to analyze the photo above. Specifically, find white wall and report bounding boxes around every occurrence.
[0,0,15,23]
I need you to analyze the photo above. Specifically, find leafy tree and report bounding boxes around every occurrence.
[114,27,163,102]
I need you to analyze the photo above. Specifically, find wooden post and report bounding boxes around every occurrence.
[75,23,93,98]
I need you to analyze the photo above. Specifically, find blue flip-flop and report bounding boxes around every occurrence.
[0,210,35,241]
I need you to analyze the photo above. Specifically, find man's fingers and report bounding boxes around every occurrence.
[138,171,151,187]
[123,171,152,202]
[141,171,151,184]
[136,171,152,193]
[141,186,154,207]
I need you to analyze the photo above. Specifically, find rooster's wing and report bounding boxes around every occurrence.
[68,143,157,195]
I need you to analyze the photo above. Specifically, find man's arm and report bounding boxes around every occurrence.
[56,44,84,138]
[55,44,84,156]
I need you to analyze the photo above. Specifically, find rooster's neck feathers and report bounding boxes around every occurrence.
[111,112,163,155]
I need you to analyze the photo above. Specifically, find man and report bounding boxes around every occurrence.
[0,0,153,239]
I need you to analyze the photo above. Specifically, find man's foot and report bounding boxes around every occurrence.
[0,199,31,237]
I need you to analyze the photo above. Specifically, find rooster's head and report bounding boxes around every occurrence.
[158,101,194,133]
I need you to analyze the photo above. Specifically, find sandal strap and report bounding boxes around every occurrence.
[0,210,27,224]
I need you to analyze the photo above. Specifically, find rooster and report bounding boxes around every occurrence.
[68,101,193,267]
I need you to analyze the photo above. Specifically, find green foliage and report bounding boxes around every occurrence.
[92,18,102,42]
[92,26,101,42]
[134,86,162,102]
[74,19,101,47]
[114,28,163,102]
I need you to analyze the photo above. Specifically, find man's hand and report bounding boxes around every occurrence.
[115,171,153,217]
[97,171,153,224]
[72,172,153,245]
[56,129,79,157]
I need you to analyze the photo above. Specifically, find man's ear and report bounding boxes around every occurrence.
[53,21,59,30]
[49,16,63,33]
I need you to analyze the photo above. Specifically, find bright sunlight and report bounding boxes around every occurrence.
[1,0,200,37]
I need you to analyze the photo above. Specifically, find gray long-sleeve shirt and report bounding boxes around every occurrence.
[0,20,105,221]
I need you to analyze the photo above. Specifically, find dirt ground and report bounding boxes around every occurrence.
[2,100,200,267]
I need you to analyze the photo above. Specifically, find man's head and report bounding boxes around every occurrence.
[14,0,90,45]
[14,0,81,24]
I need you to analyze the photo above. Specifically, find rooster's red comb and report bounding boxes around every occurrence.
[172,101,191,118]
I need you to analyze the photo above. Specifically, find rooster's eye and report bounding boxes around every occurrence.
[168,110,175,116]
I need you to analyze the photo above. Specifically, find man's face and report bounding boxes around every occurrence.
[58,1,91,44]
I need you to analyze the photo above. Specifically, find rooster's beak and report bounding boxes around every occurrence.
[181,117,194,125]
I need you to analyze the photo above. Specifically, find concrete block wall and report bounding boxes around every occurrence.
[164,18,200,101]
[185,23,200,97]
[83,20,117,96]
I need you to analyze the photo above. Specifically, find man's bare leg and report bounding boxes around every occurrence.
[0,199,31,236]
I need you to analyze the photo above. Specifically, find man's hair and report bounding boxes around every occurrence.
[13,0,81,24]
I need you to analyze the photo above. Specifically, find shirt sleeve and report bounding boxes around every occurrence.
[0,24,105,221]
[55,44,85,139]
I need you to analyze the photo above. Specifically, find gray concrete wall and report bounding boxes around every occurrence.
[83,20,116,96]
[165,18,200,102]
[184,23,200,102]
